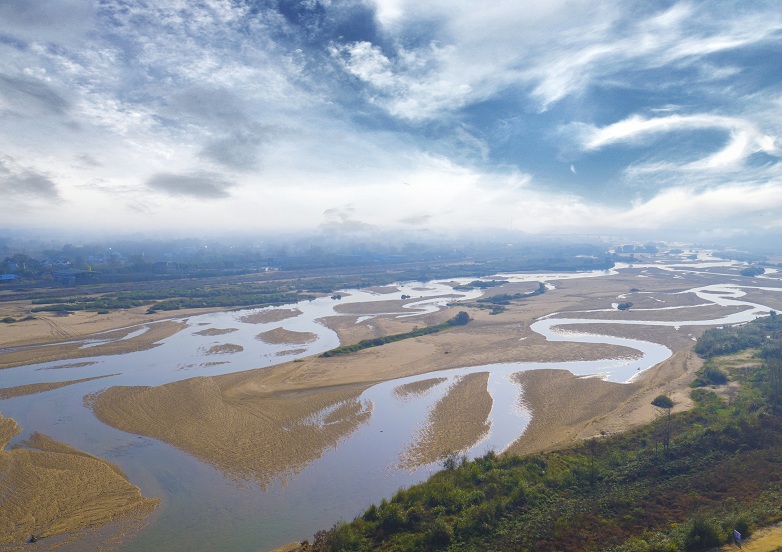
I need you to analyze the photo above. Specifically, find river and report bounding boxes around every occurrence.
[1,254,781,550]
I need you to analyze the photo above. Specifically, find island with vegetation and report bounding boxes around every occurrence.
[320,312,471,357]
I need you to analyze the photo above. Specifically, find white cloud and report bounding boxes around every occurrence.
[572,113,779,172]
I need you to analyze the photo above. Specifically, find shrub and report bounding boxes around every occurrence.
[426,517,453,548]
[683,515,723,550]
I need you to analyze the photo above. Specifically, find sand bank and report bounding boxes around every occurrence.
[0,374,117,400]
[255,328,317,345]
[0,302,218,349]
[90,380,373,488]
[0,415,158,549]
[559,304,749,322]
[194,327,239,336]
[507,349,701,456]
[239,308,302,324]
[202,343,244,355]
[85,301,656,489]
[400,372,492,468]
[0,320,186,370]
[393,377,447,401]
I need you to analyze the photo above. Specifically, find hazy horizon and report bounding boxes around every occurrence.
[1,1,781,242]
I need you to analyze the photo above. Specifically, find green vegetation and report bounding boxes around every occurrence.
[741,266,766,277]
[475,283,546,306]
[320,312,472,358]
[302,315,782,551]
[694,312,782,358]
[617,301,633,311]
[453,280,506,291]
[31,296,149,312]
[26,284,312,314]
[1,315,35,323]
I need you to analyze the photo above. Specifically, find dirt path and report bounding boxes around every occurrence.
[715,522,782,551]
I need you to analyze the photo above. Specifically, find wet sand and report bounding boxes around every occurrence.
[0,374,117,400]
[239,308,302,324]
[255,328,318,345]
[393,377,447,400]
[194,327,239,336]
[0,303,217,349]
[0,320,187,370]
[0,415,158,549]
[400,372,492,468]
[508,349,701,455]
[90,380,372,488]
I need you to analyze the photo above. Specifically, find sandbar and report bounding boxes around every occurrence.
[400,372,492,468]
[256,328,317,345]
[239,308,303,324]
[194,327,239,336]
[0,415,158,549]
[0,374,117,400]
[0,320,186,370]
[90,380,373,488]
[393,377,447,400]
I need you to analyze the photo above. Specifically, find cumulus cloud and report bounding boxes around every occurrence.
[330,40,472,121]
[146,172,236,199]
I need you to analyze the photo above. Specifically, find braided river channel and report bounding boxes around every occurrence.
[2,254,782,551]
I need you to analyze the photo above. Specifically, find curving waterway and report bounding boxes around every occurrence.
[1,254,781,551]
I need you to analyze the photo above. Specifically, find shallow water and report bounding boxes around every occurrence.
[1,259,781,551]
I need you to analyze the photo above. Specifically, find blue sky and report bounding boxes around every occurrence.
[1,0,781,241]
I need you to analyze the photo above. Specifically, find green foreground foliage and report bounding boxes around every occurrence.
[303,314,782,551]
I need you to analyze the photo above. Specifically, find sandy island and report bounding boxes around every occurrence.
[400,372,493,468]
[0,415,158,550]
[255,328,318,345]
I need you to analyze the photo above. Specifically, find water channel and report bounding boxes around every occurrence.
[1,257,781,550]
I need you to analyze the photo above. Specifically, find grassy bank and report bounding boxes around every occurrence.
[320,312,471,357]
[299,314,782,551]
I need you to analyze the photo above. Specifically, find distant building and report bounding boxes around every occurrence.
[51,269,96,286]
[0,273,20,282]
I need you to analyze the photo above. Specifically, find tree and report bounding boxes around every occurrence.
[652,394,674,454]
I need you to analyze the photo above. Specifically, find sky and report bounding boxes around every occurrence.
[1,0,781,243]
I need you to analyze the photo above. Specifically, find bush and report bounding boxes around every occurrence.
[684,515,723,550]
[693,363,729,387]
[426,517,453,548]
